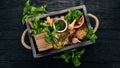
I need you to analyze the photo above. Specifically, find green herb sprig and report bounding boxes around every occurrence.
[22,0,47,24]
[54,49,85,67]
[86,27,98,40]
[45,28,57,43]
[22,0,57,43]
[30,18,57,43]
[65,10,83,24]
[30,18,50,35]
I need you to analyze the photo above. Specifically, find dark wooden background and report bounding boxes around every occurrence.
[0,0,120,68]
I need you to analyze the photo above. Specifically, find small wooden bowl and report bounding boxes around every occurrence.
[74,15,84,29]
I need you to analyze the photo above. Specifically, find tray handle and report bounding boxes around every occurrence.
[88,13,99,33]
[21,13,99,50]
[21,29,31,50]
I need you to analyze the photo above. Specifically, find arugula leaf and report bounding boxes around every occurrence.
[54,49,85,67]
[72,56,81,67]
[36,5,47,13]
[89,34,97,40]
[75,49,85,56]
[22,0,47,24]
[45,35,51,43]
[71,49,84,67]
[22,0,52,43]
[86,27,98,41]
[45,28,57,43]
[65,10,83,24]
[54,50,71,63]
[22,14,34,24]
[29,17,57,43]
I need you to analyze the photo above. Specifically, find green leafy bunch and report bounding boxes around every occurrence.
[30,17,50,35]
[86,27,98,41]
[30,18,57,43]
[45,28,57,43]
[22,0,47,24]
[22,0,56,43]
[54,49,85,67]
[65,9,83,24]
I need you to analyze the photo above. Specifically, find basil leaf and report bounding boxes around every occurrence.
[22,15,33,24]
[86,27,98,40]
[90,34,98,41]
[45,35,51,43]
[65,9,83,24]
[72,56,81,67]
[22,0,47,24]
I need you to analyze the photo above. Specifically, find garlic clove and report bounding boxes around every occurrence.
[72,38,81,44]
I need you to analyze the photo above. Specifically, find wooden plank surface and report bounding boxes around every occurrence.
[0,0,120,68]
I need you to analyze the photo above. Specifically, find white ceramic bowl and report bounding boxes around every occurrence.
[53,18,67,32]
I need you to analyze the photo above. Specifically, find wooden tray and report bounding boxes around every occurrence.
[21,5,99,58]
